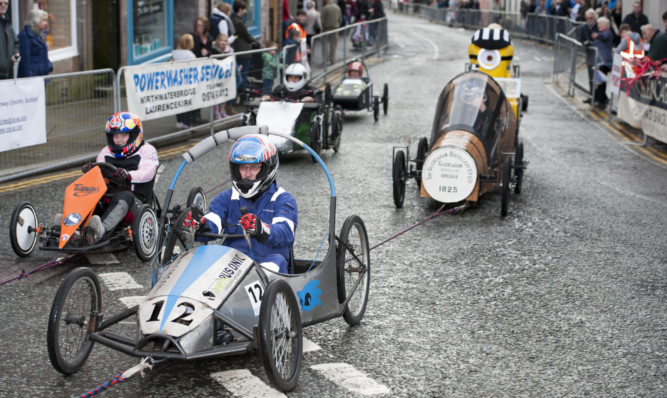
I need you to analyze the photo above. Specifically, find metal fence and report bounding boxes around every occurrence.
[553,33,597,101]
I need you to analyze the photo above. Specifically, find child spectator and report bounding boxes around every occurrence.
[262,42,279,95]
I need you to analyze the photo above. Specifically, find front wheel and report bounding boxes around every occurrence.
[514,142,524,195]
[382,83,389,115]
[373,96,379,122]
[47,267,101,374]
[259,279,302,392]
[392,151,407,208]
[309,122,322,163]
[336,215,370,326]
[501,157,511,217]
[331,107,343,152]
[9,201,38,257]
[132,204,158,262]
[186,186,208,216]
[415,137,428,186]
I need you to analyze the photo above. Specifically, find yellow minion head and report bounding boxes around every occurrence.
[468,27,514,78]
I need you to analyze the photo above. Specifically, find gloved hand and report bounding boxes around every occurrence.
[81,162,94,174]
[111,168,131,184]
[239,213,270,243]
[184,210,209,234]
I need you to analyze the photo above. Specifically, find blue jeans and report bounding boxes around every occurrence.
[263,78,274,95]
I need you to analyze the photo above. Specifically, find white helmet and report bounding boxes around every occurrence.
[284,63,308,92]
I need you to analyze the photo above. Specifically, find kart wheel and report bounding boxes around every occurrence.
[501,157,511,217]
[336,215,370,326]
[47,267,101,375]
[521,93,529,111]
[9,201,38,257]
[186,186,208,216]
[392,151,407,208]
[161,208,197,264]
[514,142,524,195]
[331,107,343,152]
[382,83,389,115]
[373,96,379,122]
[309,123,322,163]
[415,137,428,186]
[132,204,158,262]
[259,279,302,392]
[324,83,332,104]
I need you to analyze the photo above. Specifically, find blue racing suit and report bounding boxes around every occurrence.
[198,182,298,273]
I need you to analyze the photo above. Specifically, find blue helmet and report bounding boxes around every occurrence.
[228,134,279,198]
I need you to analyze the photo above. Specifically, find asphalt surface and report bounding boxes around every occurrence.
[0,11,665,398]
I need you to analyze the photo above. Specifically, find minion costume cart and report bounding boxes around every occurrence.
[467,26,528,119]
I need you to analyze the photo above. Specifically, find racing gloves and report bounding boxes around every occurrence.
[239,213,271,243]
[183,210,210,234]
[82,162,94,174]
[111,168,131,185]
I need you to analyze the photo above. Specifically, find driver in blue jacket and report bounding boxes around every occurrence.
[195,134,298,273]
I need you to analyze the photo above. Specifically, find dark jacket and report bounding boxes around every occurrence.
[18,25,52,78]
[0,15,19,79]
[193,34,213,58]
[231,13,255,58]
[646,30,667,63]
[621,12,648,34]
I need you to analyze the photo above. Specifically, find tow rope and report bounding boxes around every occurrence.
[80,357,154,397]
[0,254,81,286]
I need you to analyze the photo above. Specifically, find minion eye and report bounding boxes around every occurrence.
[478,49,501,71]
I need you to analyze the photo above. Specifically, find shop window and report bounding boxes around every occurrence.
[128,0,173,65]
[34,0,78,61]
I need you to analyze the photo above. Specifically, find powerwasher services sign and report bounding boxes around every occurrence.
[124,56,236,121]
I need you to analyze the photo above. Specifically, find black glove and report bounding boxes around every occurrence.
[239,213,270,243]
[111,168,131,184]
[82,162,94,174]
[184,210,210,234]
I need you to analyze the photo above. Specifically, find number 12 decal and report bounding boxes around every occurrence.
[147,300,195,326]
[245,281,263,316]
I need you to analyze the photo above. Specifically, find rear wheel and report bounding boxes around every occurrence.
[259,279,302,392]
[514,142,524,195]
[9,201,38,257]
[47,267,101,374]
[501,157,512,217]
[309,122,322,163]
[132,204,158,262]
[392,151,407,208]
[331,107,343,152]
[373,96,379,122]
[415,137,428,186]
[382,83,389,114]
[336,215,370,326]
[324,83,332,104]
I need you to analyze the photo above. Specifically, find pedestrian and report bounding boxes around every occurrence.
[209,1,236,45]
[262,41,279,95]
[231,0,258,94]
[83,112,159,244]
[369,0,385,44]
[0,0,19,80]
[211,33,236,120]
[621,1,648,34]
[193,17,213,58]
[321,0,342,64]
[18,8,52,78]
[172,34,198,129]
[591,16,613,107]
[304,1,322,49]
[641,24,667,64]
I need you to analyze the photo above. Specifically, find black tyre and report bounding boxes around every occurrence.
[309,122,322,163]
[132,204,159,262]
[501,157,511,217]
[373,96,379,122]
[47,267,101,374]
[9,201,38,257]
[259,279,302,392]
[331,107,343,152]
[186,186,208,216]
[382,83,389,115]
[392,151,407,208]
[324,83,332,104]
[514,142,524,195]
[161,208,197,265]
[336,215,370,326]
[415,137,428,186]
[521,93,529,111]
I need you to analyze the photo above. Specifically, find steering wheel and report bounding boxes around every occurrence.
[92,162,128,187]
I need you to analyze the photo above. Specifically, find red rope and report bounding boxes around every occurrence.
[80,373,125,397]
[0,254,80,286]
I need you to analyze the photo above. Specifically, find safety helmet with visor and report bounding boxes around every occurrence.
[105,111,144,158]
[347,61,364,78]
[229,135,279,199]
[284,63,308,92]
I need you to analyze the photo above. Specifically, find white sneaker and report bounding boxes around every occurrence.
[87,215,105,242]
[176,122,189,129]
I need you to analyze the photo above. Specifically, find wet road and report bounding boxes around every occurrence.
[0,11,665,398]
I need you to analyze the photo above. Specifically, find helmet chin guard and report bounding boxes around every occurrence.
[283,63,308,92]
[229,135,279,199]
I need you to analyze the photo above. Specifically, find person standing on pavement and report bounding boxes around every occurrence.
[193,17,213,58]
[321,0,342,65]
[305,1,322,49]
[591,16,613,107]
[369,0,385,45]
[172,34,199,129]
[18,8,52,78]
[210,2,236,45]
[0,0,19,80]
[232,0,258,95]
[621,1,648,34]
[641,24,667,64]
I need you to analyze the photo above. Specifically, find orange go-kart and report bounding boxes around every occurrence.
[8,162,175,262]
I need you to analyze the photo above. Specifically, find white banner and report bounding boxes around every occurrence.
[0,78,46,153]
[124,56,237,121]
[610,53,622,95]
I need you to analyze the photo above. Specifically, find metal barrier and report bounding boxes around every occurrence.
[553,33,597,101]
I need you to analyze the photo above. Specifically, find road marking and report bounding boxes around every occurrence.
[211,369,285,398]
[119,296,145,308]
[85,253,119,264]
[310,363,390,395]
[303,337,321,353]
[98,272,143,291]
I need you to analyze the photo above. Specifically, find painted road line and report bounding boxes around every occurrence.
[303,337,321,353]
[119,296,145,308]
[211,369,285,398]
[85,253,119,265]
[310,363,390,395]
[98,272,143,291]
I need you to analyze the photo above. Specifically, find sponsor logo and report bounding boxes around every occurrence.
[73,184,101,197]
[61,234,70,241]
[204,253,246,297]
[63,213,82,226]
[297,280,322,312]
[202,290,216,300]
